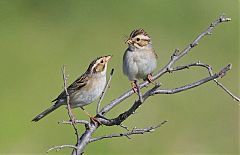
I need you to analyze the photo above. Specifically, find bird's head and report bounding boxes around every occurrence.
[125,28,152,49]
[87,55,112,76]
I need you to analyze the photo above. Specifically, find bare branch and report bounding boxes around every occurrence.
[61,66,79,141]
[89,120,168,143]
[59,120,90,126]
[99,15,234,116]
[212,78,239,102]
[119,124,130,131]
[97,68,114,113]
[71,124,98,155]
[47,145,77,153]
[153,64,232,95]
[171,62,239,102]
[98,84,161,126]
[203,64,239,102]
[97,64,232,126]
[50,15,238,155]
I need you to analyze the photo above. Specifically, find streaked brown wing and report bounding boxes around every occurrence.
[52,73,88,102]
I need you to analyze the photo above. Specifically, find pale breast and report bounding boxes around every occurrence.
[70,75,106,108]
[134,49,157,79]
[123,50,138,81]
[123,48,157,80]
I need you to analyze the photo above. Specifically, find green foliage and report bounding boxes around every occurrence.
[0,0,238,154]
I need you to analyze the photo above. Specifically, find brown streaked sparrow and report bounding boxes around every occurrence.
[123,28,158,92]
[32,55,112,122]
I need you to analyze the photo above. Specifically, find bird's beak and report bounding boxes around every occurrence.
[125,38,133,44]
[105,55,112,62]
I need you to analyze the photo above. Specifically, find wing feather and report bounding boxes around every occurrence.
[52,73,89,102]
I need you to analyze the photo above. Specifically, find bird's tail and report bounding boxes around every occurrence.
[32,102,63,122]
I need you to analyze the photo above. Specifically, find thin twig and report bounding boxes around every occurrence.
[212,79,240,102]
[172,62,239,102]
[97,68,114,113]
[205,64,239,102]
[119,124,130,131]
[59,120,90,126]
[47,145,77,153]
[89,120,168,143]
[61,66,79,141]
[153,64,232,94]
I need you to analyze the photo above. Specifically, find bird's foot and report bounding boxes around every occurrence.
[69,117,77,124]
[90,116,101,125]
[146,74,157,85]
[80,107,101,125]
[131,81,138,93]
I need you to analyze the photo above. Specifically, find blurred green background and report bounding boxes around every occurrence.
[0,0,239,155]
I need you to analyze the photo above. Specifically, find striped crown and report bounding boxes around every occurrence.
[129,28,149,38]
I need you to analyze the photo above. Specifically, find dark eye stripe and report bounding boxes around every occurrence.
[137,43,143,47]
[141,39,150,42]
[135,39,150,47]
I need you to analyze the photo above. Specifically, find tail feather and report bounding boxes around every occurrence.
[32,103,62,122]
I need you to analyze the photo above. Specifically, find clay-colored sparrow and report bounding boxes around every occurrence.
[123,28,157,91]
[32,55,112,122]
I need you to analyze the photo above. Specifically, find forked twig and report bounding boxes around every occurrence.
[89,120,168,143]
[172,62,239,102]
[59,120,90,126]
[47,145,77,153]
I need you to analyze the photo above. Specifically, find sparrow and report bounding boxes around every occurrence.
[123,28,157,92]
[32,55,112,122]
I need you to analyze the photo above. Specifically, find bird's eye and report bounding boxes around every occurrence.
[100,60,104,63]
[136,38,140,41]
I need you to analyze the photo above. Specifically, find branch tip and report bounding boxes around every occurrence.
[96,67,114,113]
[47,145,77,153]
[119,124,130,131]
[220,15,231,22]
[173,49,180,56]
[218,64,232,78]
[110,68,114,75]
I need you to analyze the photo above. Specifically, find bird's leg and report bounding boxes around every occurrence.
[134,80,143,103]
[80,107,92,118]
[131,81,138,93]
[80,107,101,125]
[146,74,157,85]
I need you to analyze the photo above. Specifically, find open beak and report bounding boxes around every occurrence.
[125,38,133,44]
